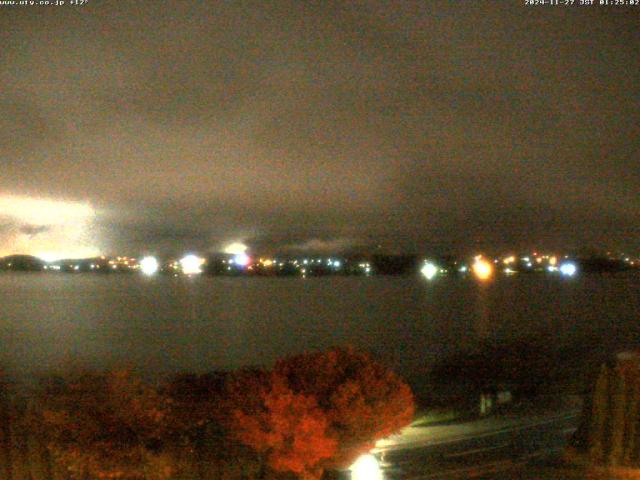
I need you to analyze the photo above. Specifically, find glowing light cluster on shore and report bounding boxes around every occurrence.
[421,262,438,280]
[559,262,577,276]
[472,256,493,281]
[232,252,250,267]
[180,254,205,275]
[139,256,159,276]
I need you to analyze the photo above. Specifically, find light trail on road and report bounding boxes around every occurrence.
[377,410,580,479]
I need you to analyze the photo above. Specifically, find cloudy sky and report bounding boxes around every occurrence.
[0,1,638,258]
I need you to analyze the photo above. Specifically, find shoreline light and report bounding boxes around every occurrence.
[472,256,493,281]
[232,252,250,267]
[559,262,577,276]
[180,254,204,275]
[139,256,159,276]
[421,262,438,280]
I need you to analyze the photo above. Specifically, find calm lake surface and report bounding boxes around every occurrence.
[1,273,639,385]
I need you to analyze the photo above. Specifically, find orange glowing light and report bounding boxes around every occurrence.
[472,257,493,281]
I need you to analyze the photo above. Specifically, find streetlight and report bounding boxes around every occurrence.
[559,262,577,276]
[350,454,382,480]
[180,254,204,275]
[421,262,438,280]
[139,256,159,276]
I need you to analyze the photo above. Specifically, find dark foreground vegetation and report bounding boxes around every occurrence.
[422,334,609,412]
[0,347,414,480]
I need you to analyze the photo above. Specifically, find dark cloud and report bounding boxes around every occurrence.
[282,238,361,254]
[19,224,51,238]
[0,1,638,256]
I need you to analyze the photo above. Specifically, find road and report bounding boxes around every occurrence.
[373,409,581,479]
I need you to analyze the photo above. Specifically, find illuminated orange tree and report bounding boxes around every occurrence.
[37,370,174,480]
[228,347,415,478]
[276,347,415,467]
[230,373,337,479]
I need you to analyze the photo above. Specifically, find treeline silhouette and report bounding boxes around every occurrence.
[424,335,610,409]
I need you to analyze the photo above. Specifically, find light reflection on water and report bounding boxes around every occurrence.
[0,273,638,382]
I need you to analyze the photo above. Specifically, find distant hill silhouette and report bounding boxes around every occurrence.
[0,255,45,271]
[578,257,632,273]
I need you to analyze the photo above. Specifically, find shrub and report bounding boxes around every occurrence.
[36,370,173,480]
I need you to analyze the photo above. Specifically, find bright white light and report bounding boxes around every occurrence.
[233,253,250,267]
[180,255,204,275]
[223,242,248,255]
[140,256,159,276]
[421,262,438,280]
[350,454,382,480]
[560,262,577,276]
[459,265,468,273]
[333,260,342,268]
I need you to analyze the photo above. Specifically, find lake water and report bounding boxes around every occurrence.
[1,273,639,387]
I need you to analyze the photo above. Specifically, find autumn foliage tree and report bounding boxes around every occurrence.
[230,374,337,479]
[276,347,415,467]
[228,347,415,478]
[36,370,174,480]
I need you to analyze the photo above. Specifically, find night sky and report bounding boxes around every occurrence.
[1,1,638,258]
